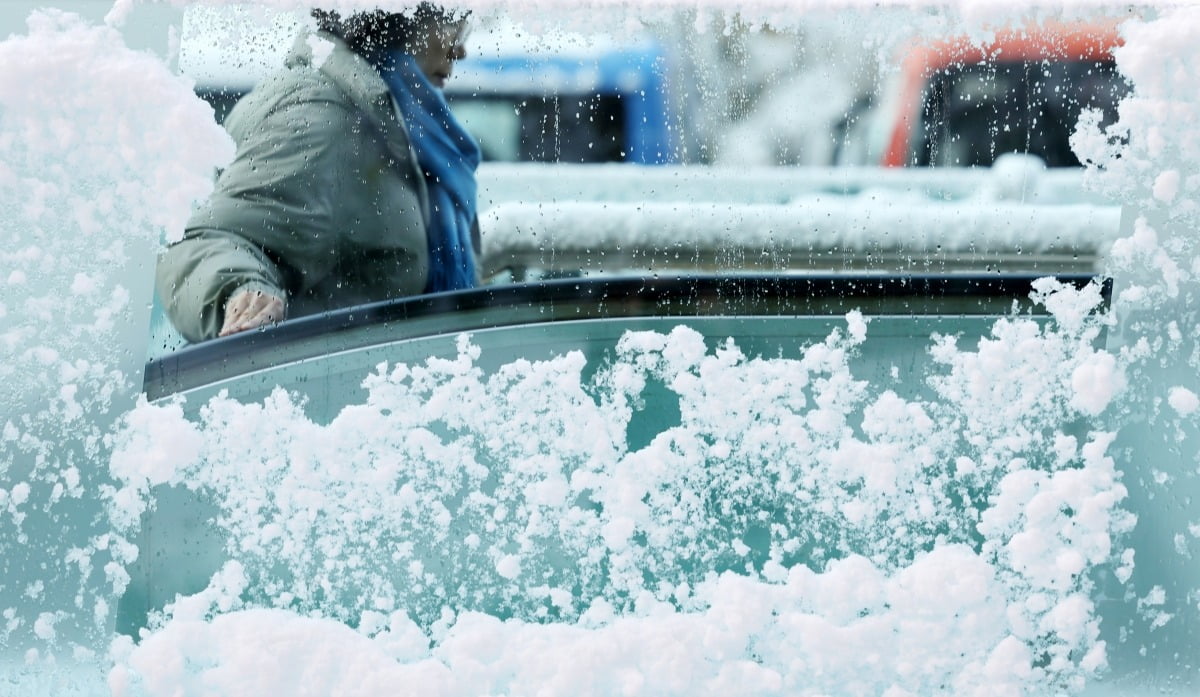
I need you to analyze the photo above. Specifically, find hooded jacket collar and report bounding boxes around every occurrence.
[285,29,424,180]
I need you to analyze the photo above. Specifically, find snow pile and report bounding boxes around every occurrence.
[110,550,1012,697]
[108,278,1131,696]
[0,7,231,659]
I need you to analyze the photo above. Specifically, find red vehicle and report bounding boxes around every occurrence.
[879,21,1127,167]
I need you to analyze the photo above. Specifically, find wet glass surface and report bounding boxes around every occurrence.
[3,2,1200,694]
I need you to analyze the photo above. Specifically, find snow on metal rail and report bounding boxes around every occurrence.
[476,161,1111,206]
[476,164,1122,277]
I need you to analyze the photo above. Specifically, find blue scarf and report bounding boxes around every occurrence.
[374,51,481,293]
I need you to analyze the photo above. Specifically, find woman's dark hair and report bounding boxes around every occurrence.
[311,4,463,55]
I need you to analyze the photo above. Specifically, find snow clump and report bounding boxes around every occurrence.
[109,278,1131,695]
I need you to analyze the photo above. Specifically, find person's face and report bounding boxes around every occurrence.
[410,18,468,89]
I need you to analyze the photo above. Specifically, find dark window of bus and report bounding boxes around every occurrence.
[446,93,626,163]
[915,59,1129,167]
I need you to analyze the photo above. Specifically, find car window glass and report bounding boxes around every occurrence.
[3,2,1200,695]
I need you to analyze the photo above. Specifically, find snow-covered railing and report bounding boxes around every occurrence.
[476,160,1110,208]
[479,198,1123,277]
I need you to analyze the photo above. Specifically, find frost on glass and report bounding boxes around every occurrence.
[0,6,229,685]
[1,1,1199,696]
[1070,5,1200,684]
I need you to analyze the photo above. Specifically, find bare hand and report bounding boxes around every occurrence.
[220,289,286,337]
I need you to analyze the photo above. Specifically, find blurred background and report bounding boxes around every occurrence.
[174,5,1130,170]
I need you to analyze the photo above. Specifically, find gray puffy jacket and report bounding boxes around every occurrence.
[156,30,431,342]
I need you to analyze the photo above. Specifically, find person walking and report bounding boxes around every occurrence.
[157,4,480,342]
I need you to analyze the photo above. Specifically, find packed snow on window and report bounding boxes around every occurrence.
[104,299,1133,696]
[1,1,1199,696]
[0,6,231,689]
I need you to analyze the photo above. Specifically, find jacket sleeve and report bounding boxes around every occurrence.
[155,90,362,343]
[155,230,285,343]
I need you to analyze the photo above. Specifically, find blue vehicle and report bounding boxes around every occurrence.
[445,39,679,164]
